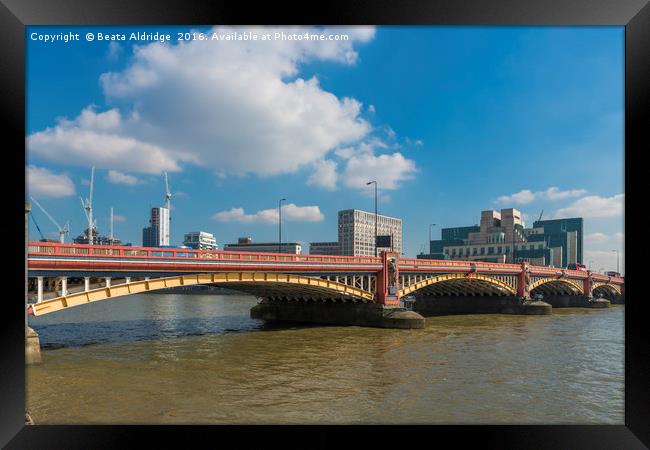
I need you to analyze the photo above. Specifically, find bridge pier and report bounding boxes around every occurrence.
[36,276,43,303]
[541,295,610,309]
[60,277,67,296]
[251,299,425,329]
[413,295,552,316]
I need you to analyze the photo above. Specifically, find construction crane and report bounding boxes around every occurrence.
[164,172,172,213]
[164,171,172,245]
[30,196,70,243]
[80,166,96,244]
[30,213,45,241]
[537,210,544,223]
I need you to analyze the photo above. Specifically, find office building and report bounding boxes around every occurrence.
[338,209,402,256]
[420,208,583,267]
[309,241,340,255]
[223,238,302,254]
[142,207,169,247]
[183,231,218,250]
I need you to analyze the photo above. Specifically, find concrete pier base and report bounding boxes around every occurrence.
[251,300,425,329]
[413,295,552,316]
[589,298,611,308]
[26,327,41,365]
[543,295,610,309]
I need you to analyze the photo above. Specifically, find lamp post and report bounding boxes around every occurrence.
[278,198,286,254]
[429,223,436,255]
[366,181,377,257]
[611,249,619,273]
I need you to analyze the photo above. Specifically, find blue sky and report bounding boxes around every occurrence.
[26,26,624,272]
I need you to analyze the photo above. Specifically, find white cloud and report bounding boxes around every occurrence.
[341,152,417,191]
[497,187,587,205]
[107,42,122,61]
[544,187,587,201]
[107,170,140,185]
[27,165,75,198]
[585,232,609,244]
[27,27,375,180]
[27,107,182,174]
[213,203,324,224]
[307,160,338,191]
[497,189,536,205]
[554,194,624,219]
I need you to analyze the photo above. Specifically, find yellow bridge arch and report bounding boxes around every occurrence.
[529,278,584,295]
[29,272,375,317]
[592,282,621,296]
[399,273,517,297]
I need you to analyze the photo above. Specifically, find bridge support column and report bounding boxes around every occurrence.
[251,299,424,329]
[61,277,67,296]
[584,272,593,300]
[26,202,41,365]
[36,277,43,303]
[517,261,530,300]
[84,277,90,292]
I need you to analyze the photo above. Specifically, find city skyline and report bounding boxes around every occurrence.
[26,25,624,273]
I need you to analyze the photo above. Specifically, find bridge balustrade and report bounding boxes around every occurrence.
[27,242,383,266]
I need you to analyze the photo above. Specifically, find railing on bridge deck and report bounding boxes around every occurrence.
[27,241,624,285]
[27,242,382,266]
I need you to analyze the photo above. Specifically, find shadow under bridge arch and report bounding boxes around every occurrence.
[28,272,376,316]
[399,273,517,297]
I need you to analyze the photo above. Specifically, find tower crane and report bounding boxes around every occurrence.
[80,167,96,244]
[164,171,172,245]
[30,196,70,243]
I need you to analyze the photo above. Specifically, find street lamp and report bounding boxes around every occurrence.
[611,249,619,273]
[278,198,286,254]
[429,223,436,255]
[366,181,377,257]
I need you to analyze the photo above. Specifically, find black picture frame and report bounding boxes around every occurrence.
[1,0,646,448]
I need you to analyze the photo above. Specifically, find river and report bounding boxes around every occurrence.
[26,294,624,424]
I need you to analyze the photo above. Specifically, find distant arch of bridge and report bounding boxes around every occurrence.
[399,273,517,297]
[529,278,584,295]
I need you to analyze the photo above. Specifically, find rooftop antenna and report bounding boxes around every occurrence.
[109,207,114,243]
[30,196,70,243]
[538,209,544,223]
[81,166,95,244]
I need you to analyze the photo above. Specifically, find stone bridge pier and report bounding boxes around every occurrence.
[251,252,425,329]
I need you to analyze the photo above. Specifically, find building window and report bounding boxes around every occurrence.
[488,247,494,255]
[480,247,485,255]
[497,246,502,253]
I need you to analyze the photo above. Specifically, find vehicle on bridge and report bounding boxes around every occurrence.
[567,263,587,272]
[606,271,621,277]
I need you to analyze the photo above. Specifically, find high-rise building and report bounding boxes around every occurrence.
[142,207,169,247]
[309,241,340,255]
[532,218,583,268]
[183,231,218,250]
[338,209,402,256]
[421,208,583,267]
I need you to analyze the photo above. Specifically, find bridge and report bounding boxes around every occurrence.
[26,242,624,329]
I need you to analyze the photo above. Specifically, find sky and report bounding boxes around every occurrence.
[25,26,625,273]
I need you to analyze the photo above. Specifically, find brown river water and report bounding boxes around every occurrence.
[27,294,624,424]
